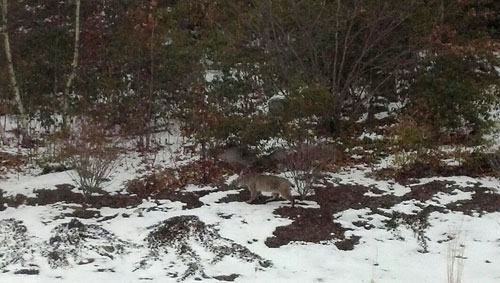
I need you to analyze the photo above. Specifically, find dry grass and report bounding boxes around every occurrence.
[447,226,466,283]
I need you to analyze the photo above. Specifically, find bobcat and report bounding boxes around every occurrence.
[233,174,295,207]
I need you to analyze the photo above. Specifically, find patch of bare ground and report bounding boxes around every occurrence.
[265,207,349,249]
[155,189,213,209]
[402,181,457,202]
[216,188,268,205]
[213,274,240,281]
[265,178,500,249]
[400,180,500,215]
[373,152,497,182]
[265,184,398,249]
[0,184,142,218]
[0,189,5,211]
[447,186,500,214]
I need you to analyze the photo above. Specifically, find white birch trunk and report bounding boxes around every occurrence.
[63,0,80,127]
[0,119,8,145]
[1,0,28,135]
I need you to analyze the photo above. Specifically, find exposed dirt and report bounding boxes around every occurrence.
[0,189,5,211]
[216,188,268,205]
[69,208,102,219]
[265,207,347,248]
[402,181,457,202]
[213,274,240,281]
[13,268,39,275]
[374,153,497,182]
[155,189,214,209]
[265,185,385,249]
[263,179,500,249]
[447,186,500,214]
[1,184,142,213]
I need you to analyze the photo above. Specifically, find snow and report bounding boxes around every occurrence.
[358,132,384,141]
[1,132,500,283]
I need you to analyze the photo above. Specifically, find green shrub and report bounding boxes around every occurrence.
[406,54,499,141]
[391,117,431,151]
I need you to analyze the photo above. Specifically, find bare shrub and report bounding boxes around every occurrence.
[127,169,179,198]
[61,119,121,199]
[447,226,466,283]
[284,143,333,199]
[127,159,238,198]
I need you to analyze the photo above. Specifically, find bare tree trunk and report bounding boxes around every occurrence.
[63,0,81,128]
[1,0,28,136]
[0,119,8,145]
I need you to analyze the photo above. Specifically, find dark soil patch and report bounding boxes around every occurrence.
[68,208,102,219]
[216,189,268,204]
[374,153,497,182]
[14,268,39,275]
[155,189,213,209]
[335,236,361,251]
[1,184,142,213]
[0,189,5,211]
[265,207,346,248]
[402,181,458,202]
[29,186,142,209]
[28,185,84,206]
[1,193,28,208]
[266,184,400,249]
[447,187,500,214]
[213,274,240,281]
[40,164,71,175]
[311,185,367,211]
[87,194,142,209]
[265,179,484,249]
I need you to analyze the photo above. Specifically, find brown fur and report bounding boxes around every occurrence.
[233,174,295,207]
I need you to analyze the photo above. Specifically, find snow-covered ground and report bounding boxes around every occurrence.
[1,130,500,283]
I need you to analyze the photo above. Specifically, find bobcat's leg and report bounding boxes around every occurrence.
[267,192,279,202]
[247,185,258,204]
[280,188,295,207]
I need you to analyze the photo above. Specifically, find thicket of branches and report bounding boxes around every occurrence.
[0,0,498,151]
